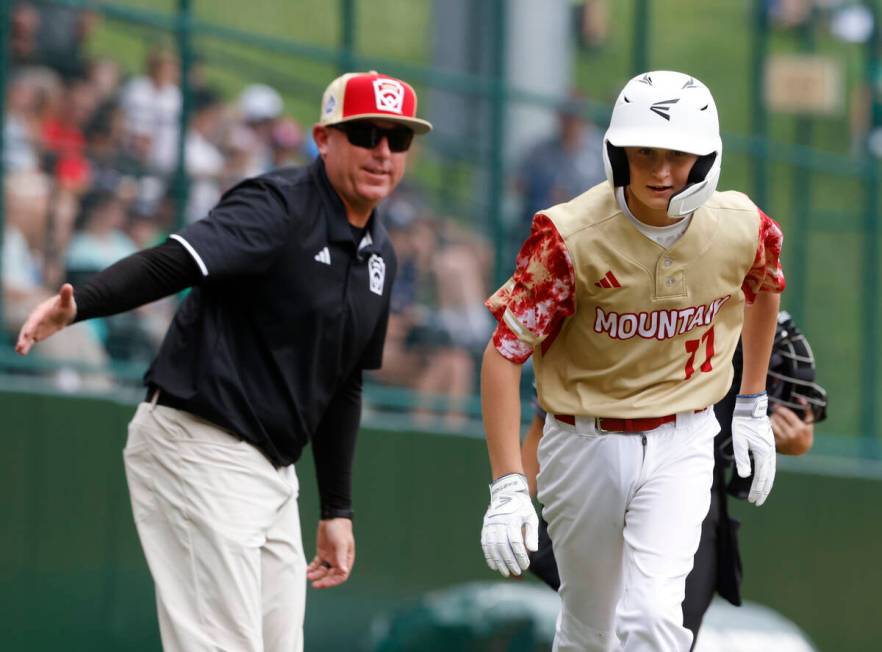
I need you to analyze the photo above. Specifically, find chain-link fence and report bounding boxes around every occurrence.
[1,0,880,450]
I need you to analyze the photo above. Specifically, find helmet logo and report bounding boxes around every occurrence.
[681,77,698,89]
[638,74,653,85]
[650,98,679,121]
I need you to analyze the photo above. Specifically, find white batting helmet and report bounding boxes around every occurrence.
[603,70,722,217]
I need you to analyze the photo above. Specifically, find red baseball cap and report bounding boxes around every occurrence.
[319,71,433,134]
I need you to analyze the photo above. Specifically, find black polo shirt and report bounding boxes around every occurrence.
[144,158,396,468]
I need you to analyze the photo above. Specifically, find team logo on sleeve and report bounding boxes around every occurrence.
[368,254,386,295]
[373,79,405,114]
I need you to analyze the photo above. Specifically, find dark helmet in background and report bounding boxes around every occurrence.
[767,311,827,423]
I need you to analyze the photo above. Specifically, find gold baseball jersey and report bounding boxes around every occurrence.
[487,182,785,417]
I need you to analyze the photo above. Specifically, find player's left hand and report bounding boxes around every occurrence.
[308,518,355,589]
[731,392,776,507]
[481,473,539,577]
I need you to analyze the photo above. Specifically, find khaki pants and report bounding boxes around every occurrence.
[124,401,306,652]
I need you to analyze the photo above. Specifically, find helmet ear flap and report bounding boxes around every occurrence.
[666,151,721,217]
[605,142,630,187]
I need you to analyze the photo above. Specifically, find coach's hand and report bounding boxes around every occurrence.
[15,283,77,355]
[307,518,354,589]
[771,400,814,456]
[732,392,776,507]
[481,473,538,577]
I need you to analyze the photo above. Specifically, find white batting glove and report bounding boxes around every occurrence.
[732,392,777,507]
[481,473,539,577]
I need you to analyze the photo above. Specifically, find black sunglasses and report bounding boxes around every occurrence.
[330,122,414,153]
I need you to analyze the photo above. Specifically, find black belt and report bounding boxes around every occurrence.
[146,385,191,412]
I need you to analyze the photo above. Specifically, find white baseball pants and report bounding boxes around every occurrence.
[124,401,306,652]
[537,408,718,652]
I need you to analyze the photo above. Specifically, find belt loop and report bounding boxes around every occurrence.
[149,389,160,412]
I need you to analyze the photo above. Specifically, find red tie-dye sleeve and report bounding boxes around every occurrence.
[742,209,786,304]
[484,214,576,363]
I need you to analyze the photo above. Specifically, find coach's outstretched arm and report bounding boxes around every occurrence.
[15,240,201,356]
[479,340,539,578]
[732,290,781,507]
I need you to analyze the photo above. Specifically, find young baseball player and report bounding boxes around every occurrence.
[520,310,827,650]
[479,70,785,652]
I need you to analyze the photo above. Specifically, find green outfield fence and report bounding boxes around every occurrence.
[3,389,882,651]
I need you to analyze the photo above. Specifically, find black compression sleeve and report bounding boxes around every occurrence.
[311,371,362,520]
[72,239,202,322]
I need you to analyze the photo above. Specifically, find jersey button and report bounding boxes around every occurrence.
[665,277,675,287]
[662,257,673,268]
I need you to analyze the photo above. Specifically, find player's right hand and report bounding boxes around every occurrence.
[15,284,77,356]
[481,473,539,577]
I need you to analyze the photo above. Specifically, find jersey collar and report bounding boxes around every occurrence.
[311,158,389,255]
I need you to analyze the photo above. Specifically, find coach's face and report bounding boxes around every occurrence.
[624,146,698,225]
[314,119,410,225]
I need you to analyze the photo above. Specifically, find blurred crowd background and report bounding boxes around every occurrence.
[4,3,882,651]
[2,0,881,446]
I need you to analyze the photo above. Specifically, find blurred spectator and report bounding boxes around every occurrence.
[514,92,605,246]
[87,57,123,108]
[85,100,144,197]
[40,76,97,194]
[119,45,182,175]
[270,116,306,168]
[64,190,157,363]
[185,87,227,221]
[32,2,97,79]
[371,197,492,426]
[22,65,65,140]
[573,0,609,51]
[3,172,109,390]
[232,83,284,176]
[65,191,138,283]
[11,2,96,78]
[4,69,41,173]
[10,3,40,70]
[764,0,812,29]
[3,172,48,322]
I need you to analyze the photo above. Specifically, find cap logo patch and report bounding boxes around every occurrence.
[373,79,405,114]
[323,95,337,116]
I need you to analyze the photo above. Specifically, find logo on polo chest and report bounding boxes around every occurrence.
[368,254,385,295]
[373,79,405,114]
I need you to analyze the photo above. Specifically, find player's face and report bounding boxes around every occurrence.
[314,119,409,224]
[624,147,699,225]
